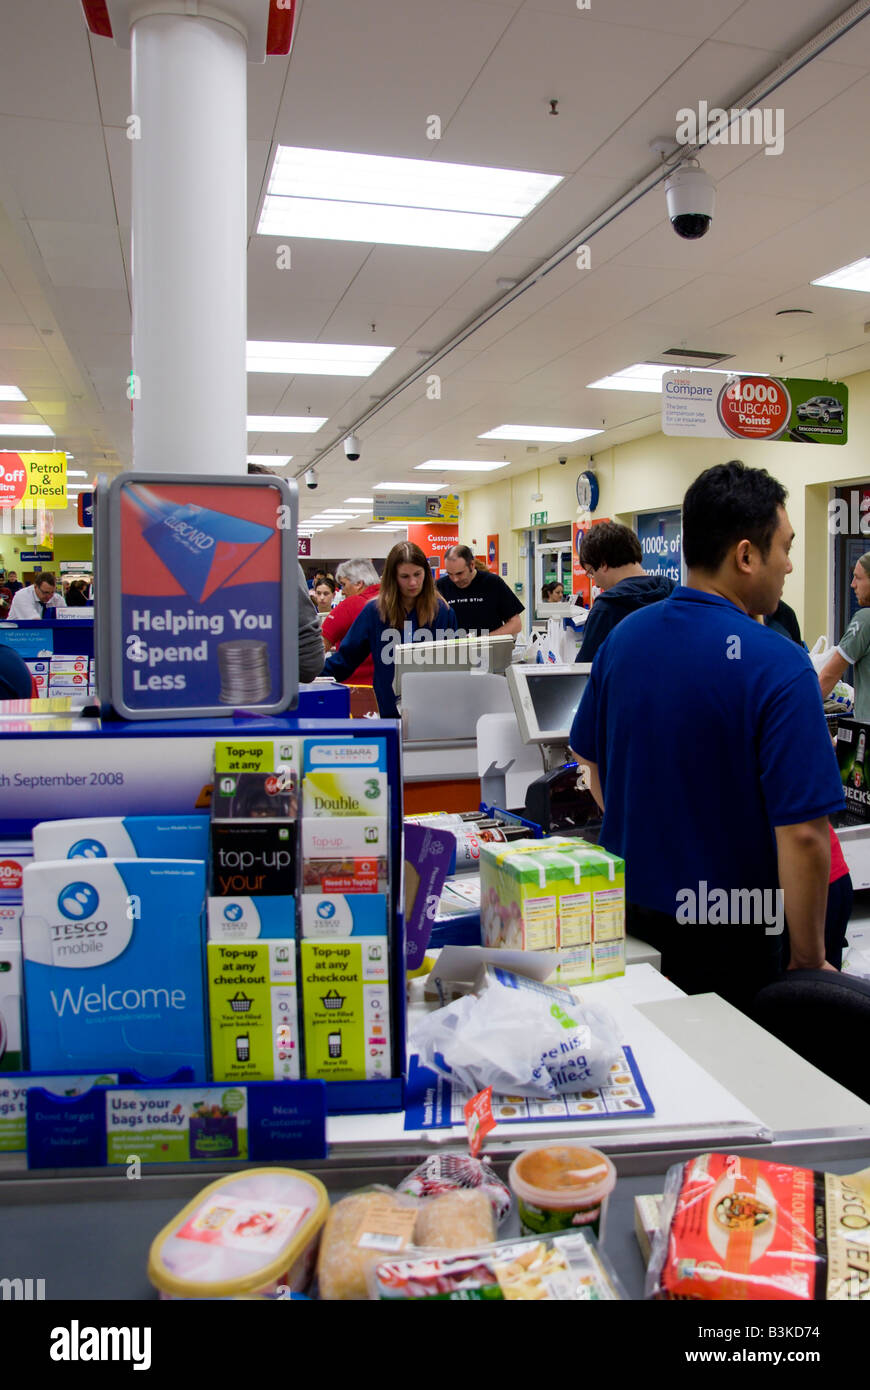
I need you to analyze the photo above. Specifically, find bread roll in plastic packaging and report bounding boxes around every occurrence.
[317,1190,419,1301]
[413,1190,496,1250]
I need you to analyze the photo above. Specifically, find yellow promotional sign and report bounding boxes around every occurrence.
[372,492,459,522]
[0,452,68,509]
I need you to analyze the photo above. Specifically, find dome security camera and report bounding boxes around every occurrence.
[664,164,715,240]
[344,434,361,462]
[304,469,318,490]
[558,456,568,466]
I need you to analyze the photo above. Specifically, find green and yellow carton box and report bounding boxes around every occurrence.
[479,838,625,987]
[300,894,391,1083]
[207,930,299,1083]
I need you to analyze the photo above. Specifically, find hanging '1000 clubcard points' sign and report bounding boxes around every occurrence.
[662,372,848,444]
[96,473,298,720]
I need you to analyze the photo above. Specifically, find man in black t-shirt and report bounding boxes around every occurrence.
[436,545,524,634]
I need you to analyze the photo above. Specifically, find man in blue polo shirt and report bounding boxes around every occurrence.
[570,460,844,1012]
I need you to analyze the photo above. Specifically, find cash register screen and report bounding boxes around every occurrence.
[525,671,588,738]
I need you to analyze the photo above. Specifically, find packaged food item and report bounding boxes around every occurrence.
[508,1144,617,1241]
[371,1229,625,1301]
[646,1152,870,1301]
[479,838,625,985]
[317,1190,418,1301]
[397,1154,512,1223]
[413,1190,496,1250]
[634,1194,664,1265]
[148,1168,328,1299]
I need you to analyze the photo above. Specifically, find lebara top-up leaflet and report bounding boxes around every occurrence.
[22,859,208,1079]
[32,816,209,863]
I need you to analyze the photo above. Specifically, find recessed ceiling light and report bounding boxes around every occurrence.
[66,470,89,478]
[415,459,510,472]
[478,426,603,443]
[0,386,26,401]
[247,454,293,467]
[0,423,55,437]
[247,342,394,377]
[344,497,374,505]
[258,146,561,253]
[373,482,448,492]
[247,415,327,433]
[811,256,870,293]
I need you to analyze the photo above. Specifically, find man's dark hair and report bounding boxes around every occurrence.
[35,571,56,587]
[577,522,642,571]
[683,461,787,571]
[445,544,475,567]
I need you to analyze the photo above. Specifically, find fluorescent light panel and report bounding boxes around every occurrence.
[247,415,327,432]
[344,497,374,504]
[811,256,870,292]
[66,470,89,478]
[0,386,26,401]
[587,363,768,393]
[415,459,510,472]
[478,425,602,443]
[247,341,393,377]
[0,424,54,437]
[247,455,292,467]
[374,482,447,492]
[258,146,562,252]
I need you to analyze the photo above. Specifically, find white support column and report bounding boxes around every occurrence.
[130,13,248,475]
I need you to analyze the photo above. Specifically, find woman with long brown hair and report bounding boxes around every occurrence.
[322,540,457,717]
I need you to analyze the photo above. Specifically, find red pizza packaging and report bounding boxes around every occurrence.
[646,1152,870,1301]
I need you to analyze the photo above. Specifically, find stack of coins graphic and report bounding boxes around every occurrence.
[217,640,271,704]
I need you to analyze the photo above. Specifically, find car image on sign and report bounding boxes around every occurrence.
[796,395,844,423]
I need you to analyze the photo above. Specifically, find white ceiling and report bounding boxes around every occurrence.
[0,0,869,531]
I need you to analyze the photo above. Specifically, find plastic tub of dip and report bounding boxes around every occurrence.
[508,1144,616,1241]
[148,1168,328,1300]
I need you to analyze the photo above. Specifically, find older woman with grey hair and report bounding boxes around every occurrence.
[322,558,381,684]
[819,551,870,721]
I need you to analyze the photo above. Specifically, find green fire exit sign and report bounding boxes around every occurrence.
[530,511,548,526]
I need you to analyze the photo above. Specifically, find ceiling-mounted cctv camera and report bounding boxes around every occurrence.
[304,468,318,490]
[664,163,715,240]
[344,433,361,462]
[558,456,568,466]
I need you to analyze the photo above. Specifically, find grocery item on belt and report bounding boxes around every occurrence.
[370,1229,625,1301]
[147,1168,328,1299]
[317,1190,419,1301]
[508,1144,617,1242]
[646,1152,870,1300]
[396,1153,512,1223]
[412,1190,496,1250]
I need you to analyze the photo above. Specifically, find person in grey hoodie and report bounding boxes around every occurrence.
[576,522,675,664]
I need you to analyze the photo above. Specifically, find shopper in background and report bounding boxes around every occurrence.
[322,560,380,684]
[323,541,457,718]
[570,460,844,1013]
[4,571,23,594]
[575,522,675,664]
[437,544,524,636]
[8,572,66,619]
[246,463,324,683]
[753,600,853,971]
[312,575,338,614]
[542,581,564,602]
[818,552,870,722]
[65,579,90,607]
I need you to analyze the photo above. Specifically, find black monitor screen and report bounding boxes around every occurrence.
[526,671,588,734]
